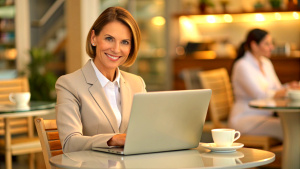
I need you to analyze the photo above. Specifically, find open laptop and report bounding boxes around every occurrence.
[92,89,212,155]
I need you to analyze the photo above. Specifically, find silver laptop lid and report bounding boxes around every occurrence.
[123,89,211,155]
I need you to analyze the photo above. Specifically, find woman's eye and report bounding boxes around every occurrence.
[122,40,130,45]
[105,37,113,41]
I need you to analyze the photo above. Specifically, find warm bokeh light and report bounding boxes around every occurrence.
[179,16,202,43]
[151,16,165,26]
[293,12,299,19]
[179,16,193,29]
[224,14,233,22]
[206,15,216,23]
[5,49,17,60]
[275,12,281,20]
[255,14,265,21]
[184,12,300,24]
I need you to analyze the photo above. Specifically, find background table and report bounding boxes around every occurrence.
[249,98,300,169]
[0,101,55,169]
[0,101,55,117]
[50,146,275,169]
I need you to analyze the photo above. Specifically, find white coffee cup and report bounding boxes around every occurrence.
[9,92,31,107]
[212,128,241,147]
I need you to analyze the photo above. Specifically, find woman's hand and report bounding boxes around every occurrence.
[274,88,287,98]
[107,134,126,146]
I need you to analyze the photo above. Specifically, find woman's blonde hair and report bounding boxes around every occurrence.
[86,7,141,67]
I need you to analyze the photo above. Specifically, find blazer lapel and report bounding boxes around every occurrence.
[82,60,119,133]
[119,74,132,133]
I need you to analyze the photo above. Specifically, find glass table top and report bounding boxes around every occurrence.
[249,98,300,109]
[50,146,275,169]
[0,101,55,113]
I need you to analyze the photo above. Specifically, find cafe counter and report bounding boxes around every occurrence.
[173,56,300,90]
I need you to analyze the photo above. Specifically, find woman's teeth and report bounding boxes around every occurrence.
[107,54,119,60]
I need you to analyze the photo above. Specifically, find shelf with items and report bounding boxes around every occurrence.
[174,10,300,24]
[175,8,300,16]
[0,2,16,70]
[0,0,14,6]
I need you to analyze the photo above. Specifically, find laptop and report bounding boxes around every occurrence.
[92,89,212,155]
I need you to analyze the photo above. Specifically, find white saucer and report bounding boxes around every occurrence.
[199,143,244,153]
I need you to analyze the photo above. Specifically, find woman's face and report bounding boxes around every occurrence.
[91,21,132,74]
[253,34,274,58]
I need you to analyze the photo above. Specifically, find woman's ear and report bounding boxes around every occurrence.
[250,40,258,52]
[91,30,96,46]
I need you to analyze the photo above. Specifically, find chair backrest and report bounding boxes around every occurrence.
[35,118,63,169]
[0,77,32,137]
[198,68,233,128]
[181,68,202,89]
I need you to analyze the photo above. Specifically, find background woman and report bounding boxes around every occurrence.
[228,28,299,141]
[55,7,146,153]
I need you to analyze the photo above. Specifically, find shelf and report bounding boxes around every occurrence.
[0,2,16,70]
[174,9,300,17]
[0,5,15,19]
[0,41,15,46]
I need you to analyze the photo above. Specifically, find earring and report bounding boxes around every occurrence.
[92,43,95,46]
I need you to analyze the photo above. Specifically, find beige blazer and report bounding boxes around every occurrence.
[56,60,146,153]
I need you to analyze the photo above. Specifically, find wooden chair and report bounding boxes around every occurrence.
[0,77,42,169]
[198,68,280,150]
[35,118,63,169]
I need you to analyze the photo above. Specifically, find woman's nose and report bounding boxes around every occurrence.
[111,43,120,53]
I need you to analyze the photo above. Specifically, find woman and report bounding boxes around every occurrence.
[56,7,146,153]
[228,28,299,141]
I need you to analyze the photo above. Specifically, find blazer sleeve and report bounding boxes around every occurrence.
[56,75,117,153]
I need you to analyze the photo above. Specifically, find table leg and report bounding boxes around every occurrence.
[278,111,300,169]
[5,118,12,169]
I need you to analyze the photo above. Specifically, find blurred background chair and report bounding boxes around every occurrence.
[0,77,41,169]
[181,68,203,90]
[35,118,62,169]
[198,68,280,150]
[181,68,213,133]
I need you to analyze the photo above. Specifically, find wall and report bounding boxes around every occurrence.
[65,0,99,73]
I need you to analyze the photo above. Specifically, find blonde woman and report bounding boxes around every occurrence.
[56,7,146,153]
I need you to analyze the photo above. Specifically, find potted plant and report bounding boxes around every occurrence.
[269,0,281,9]
[27,48,57,101]
[199,0,215,13]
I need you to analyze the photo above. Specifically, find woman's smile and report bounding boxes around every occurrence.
[106,53,121,61]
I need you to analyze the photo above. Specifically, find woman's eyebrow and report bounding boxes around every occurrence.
[104,34,114,37]
[104,34,131,41]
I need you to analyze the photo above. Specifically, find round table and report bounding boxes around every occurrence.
[50,146,275,169]
[0,101,55,169]
[249,98,300,169]
[0,101,55,117]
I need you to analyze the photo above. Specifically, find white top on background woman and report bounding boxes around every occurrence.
[228,28,299,141]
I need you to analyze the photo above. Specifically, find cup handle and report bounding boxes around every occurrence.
[233,131,241,142]
[9,93,15,103]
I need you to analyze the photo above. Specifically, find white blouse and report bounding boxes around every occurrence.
[228,51,282,133]
[91,60,122,128]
